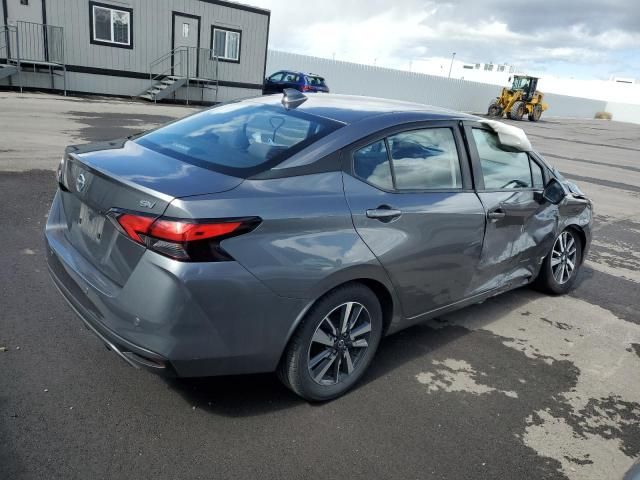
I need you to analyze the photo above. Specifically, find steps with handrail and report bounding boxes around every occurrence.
[0,21,66,94]
[138,47,219,104]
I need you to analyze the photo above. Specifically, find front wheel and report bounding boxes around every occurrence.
[278,284,383,401]
[533,229,583,294]
[528,105,543,122]
[488,100,502,117]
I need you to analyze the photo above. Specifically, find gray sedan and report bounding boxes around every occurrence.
[46,91,592,401]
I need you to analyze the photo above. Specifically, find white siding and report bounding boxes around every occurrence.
[43,0,268,85]
[5,0,44,25]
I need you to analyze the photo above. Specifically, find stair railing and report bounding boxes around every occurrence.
[1,22,66,94]
[148,47,190,103]
[0,25,21,91]
[0,25,14,60]
[145,46,220,104]
[191,47,219,103]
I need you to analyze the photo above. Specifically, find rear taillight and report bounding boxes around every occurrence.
[108,211,260,262]
[57,155,70,191]
[302,85,313,92]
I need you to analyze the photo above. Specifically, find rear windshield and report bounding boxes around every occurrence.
[305,76,326,86]
[136,102,342,177]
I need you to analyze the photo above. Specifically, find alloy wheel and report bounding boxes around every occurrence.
[307,302,372,386]
[551,231,578,284]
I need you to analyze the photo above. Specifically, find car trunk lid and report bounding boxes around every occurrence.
[58,140,243,286]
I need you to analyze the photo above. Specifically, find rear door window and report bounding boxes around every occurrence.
[283,72,299,82]
[388,128,462,190]
[136,102,342,177]
[353,140,393,190]
[472,128,533,189]
[306,76,326,87]
[352,127,463,191]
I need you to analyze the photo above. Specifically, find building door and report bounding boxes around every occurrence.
[6,0,46,61]
[172,13,200,78]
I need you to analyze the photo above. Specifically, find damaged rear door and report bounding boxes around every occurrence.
[464,122,557,293]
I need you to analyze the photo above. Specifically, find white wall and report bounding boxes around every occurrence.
[267,50,639,123]
[605,102,640,124]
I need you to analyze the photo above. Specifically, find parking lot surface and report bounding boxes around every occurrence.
[1,92,639,479]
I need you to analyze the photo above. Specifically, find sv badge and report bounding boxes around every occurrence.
[139,199,156,209]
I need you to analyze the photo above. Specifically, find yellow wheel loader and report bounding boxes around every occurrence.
[488,75,548,122]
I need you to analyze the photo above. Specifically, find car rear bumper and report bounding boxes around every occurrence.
[48,252,173,373]
[45,192,308,377]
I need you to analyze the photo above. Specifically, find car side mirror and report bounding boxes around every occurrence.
[542,178,566,205]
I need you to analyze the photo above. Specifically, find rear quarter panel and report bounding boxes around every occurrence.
[165,171,400,317]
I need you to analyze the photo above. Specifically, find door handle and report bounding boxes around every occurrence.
[366,206,402,222]
[487,208,506,220]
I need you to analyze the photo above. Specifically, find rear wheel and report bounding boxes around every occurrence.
[278,284,383,401]
[510,101,526,120]
[533,229,583,294]
[528,105,543,122]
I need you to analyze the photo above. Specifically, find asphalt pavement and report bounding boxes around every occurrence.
[1,92,639,480]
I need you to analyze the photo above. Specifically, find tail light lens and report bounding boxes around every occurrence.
[108,211,260,262]
[56,155,70,191]
[302,85,313,92]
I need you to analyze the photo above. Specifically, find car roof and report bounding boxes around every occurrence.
[274,70,322,79]
[248,93,477,124]
[274,70,304,76]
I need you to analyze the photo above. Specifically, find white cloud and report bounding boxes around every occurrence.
[250,0,640,79]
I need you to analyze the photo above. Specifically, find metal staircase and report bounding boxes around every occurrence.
[0,21,66,94]
[0,64,18,80]
[139,75,187,101]
[138,47,219,104]
[0,26,18,84]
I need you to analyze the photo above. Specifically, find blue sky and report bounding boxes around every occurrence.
[251,0,640,80]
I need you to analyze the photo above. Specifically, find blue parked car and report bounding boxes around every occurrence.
[263,70,329,94]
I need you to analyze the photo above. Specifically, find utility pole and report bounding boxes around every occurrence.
[448,52,456,78]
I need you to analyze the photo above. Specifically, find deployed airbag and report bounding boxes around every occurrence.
[480,119,533,152]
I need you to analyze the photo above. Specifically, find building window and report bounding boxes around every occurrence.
[497,65,505,72]
[20,0,29,5]
[484,63,494,71]
[211,26,241,62]
[89,2,133,49]
[475,63,480,69]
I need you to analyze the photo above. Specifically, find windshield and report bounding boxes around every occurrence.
[136,102,342,177]
[511,77,530,90]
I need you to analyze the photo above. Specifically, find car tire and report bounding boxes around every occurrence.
[533,228,583,295]
[278,283,383,401]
